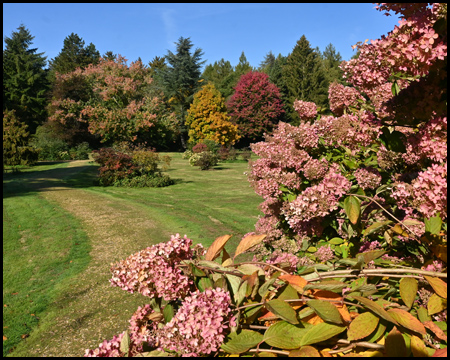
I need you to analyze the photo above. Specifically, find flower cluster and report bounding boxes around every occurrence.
[316,246,334,263]
[128,304,161,352]
[293,100,317,121]
[84,332,125,357]
[110,234,193,301]
[265,251,299,275]
[284,166,351,226]
[328,82,364,116]
[157,288,235,356]
[353,167,382,190]
[393,163,447,220]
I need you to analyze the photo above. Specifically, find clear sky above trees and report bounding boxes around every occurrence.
[3,3,401,70]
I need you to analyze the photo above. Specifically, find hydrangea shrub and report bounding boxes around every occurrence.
[84,3,447,357]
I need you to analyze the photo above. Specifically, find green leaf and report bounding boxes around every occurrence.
[399,278,418,310]
[347,312,379,341]
[363,220,393,237]
[265,299,299,324]
[277,284,299,301]
[235,281,247,306]
[391,80,400,96]
[328,237,345,245]
[379,128,407,153]
[304,281,348,293]
[385,326,409,357]
[306,299,343,325]
[258,272,280,299]
[162,303,174,323]
[197,276,213,292]
[120,330,130,356]
[428,294,447,315]
[417,306,431,323]
[425,214,442,235]
[225,274,242,298]
[263,321,311,349]
[351,296,398,325]
[135,350,171,357]
[300,322,346,346]
[221,330,264,354]
[344,196,360,225]
[365,318,388,343]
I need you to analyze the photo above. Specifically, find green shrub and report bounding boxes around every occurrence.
[240,148,252,161]
[113,173,174,188]
[194,151,219,170]
[31,125,70,161]
[201,139,220,154]
[3,109,39,168]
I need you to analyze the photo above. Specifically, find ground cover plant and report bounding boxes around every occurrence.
[83,3,447,357]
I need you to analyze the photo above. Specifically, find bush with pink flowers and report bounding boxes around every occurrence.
[84,3,447,357]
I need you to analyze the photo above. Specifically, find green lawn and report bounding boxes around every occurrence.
[3,153,263,356]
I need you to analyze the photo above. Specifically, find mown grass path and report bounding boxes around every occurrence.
[4,155,262,356]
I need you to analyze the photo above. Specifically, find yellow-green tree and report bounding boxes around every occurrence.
[186,83,240,146]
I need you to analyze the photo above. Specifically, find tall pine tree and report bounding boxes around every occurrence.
[202,58,235,100]
[158,37,206,148]
[321,43,344,85]
[3,24,49,134]
[282,35,328,123]
[48,33,100,75]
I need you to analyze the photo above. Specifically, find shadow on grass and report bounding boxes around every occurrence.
[172,178,194,185]
[3,162,99,199]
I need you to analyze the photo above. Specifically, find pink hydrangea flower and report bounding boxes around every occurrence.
[157,288,234,356]
[110,234,194,301]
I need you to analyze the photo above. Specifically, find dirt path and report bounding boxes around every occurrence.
[19,160,163,357]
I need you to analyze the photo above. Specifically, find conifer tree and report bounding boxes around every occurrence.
[282,35,329,123]
[102,51,117,61]
[3,24,49,134]
[267,54,290,122]
[158,37,206,148]
[48,33,100,75]
[202,58,235,100]
[321,43,344,85]
[234,51,253,80]
[258,51,276,74]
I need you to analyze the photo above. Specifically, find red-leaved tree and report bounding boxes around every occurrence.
[226,71,284,144]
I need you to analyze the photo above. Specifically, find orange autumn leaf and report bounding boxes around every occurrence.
[279,274,308,292]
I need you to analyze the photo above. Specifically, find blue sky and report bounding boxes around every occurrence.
[3,3,402,70]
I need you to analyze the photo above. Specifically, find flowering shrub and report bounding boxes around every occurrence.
[92,144,172,187]
[85,232,447,357]
[248,2,447,269]
[84,4,447,358]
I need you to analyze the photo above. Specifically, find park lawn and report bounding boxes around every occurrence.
[3,152,263,356]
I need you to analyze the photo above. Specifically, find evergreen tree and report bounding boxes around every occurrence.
[202,58,235,100]
[158,37,206,148]
[3,24,49,134]
[282,35,329,123]
[259,51,276,74]
[148,56,166,77]
[267,54,290,123]
[48,33,100,75]
[103,51,117,61]
[321,43,344,85]
[235,51,253,79]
